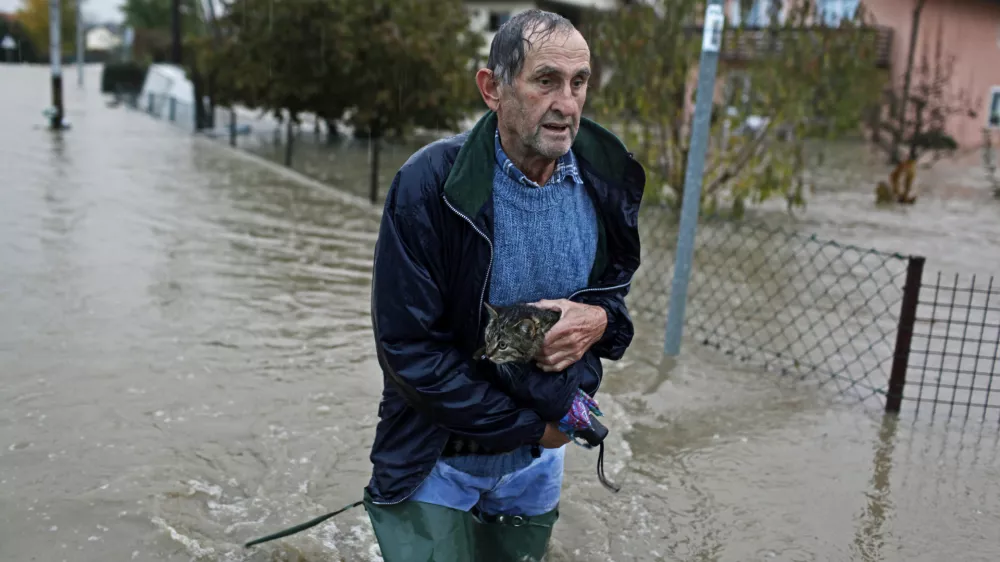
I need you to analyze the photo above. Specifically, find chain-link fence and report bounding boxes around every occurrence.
[906,272,1000,421]
[628,208,999,422]
[628,208,912,408]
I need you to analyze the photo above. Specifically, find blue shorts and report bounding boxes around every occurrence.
[407,445,566,517]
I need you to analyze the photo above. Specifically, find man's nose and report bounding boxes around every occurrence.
[550,84,579,116]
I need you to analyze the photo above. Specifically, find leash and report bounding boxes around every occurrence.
[243,436,619,548]
[244,499,364,548]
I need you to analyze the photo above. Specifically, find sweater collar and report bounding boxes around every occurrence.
[493,129,583,189]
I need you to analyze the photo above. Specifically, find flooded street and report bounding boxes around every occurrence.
[2,65,998,562]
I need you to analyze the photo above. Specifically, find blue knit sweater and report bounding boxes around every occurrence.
[441,132,598,477]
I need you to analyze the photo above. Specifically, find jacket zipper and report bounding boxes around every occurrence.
[568,280,631,300]
[569,280,633,398]
[369,196,495,507]
[442,194,494,335]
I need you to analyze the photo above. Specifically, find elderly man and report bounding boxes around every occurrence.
[364,9,644,561]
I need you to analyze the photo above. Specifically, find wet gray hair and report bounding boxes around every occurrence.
[486,9,576,86]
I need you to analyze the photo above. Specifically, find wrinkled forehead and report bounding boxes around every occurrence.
[521,25,590,72]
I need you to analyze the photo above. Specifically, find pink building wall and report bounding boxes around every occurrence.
[864,0,1000,149]
[674,0,1000,149]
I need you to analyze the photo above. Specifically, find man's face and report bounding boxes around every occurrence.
[497,28,591,160]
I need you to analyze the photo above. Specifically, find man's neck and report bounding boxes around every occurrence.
[498,130,556,186]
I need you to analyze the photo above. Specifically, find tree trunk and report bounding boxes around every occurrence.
[192,70,206,131]
[369,123,382,204]
[206,74,216,130]
[284,117,294,167]
[170,0,182,65]
[892,0,926,164]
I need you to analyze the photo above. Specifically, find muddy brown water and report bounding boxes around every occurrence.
[2,65,998,561]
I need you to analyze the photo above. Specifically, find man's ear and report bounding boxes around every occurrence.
[476,68,500,112]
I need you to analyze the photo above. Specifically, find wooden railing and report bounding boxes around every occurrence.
[683,25,894,69]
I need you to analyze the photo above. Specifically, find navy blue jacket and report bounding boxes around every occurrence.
[367,111,645,505]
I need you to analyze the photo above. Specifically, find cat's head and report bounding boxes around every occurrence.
[476,303,546,365]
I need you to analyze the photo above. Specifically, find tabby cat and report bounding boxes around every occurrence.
[474,301,622,493]
[474,303,561,365]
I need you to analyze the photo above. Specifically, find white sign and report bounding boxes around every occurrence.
[1,35,16,50]
[702,4,725,53]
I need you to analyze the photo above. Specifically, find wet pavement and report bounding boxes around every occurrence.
[1,65,998,562]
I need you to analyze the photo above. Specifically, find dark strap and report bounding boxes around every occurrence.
[243,500,364,548]
[571,414,621,494]
[596,441,620,493]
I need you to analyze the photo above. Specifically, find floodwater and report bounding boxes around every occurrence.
[1,65,998,562]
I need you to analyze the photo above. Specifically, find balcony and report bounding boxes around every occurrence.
[688,25,894,69]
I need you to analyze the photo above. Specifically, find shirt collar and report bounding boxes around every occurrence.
[494,129,583,188]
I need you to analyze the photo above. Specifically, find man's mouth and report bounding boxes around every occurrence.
[542,123,570,133]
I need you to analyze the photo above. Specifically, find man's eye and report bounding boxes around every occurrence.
[539,78,551,86]
[573,80,585,88]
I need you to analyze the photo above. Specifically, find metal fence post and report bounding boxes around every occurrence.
[664,0,725,356]
[48,0,64,131]
[885,256,925,413]
[169,97,176,122]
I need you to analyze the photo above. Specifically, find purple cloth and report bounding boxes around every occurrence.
[558,389,603,437]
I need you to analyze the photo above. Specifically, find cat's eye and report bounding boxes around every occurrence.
[499,343,508,349]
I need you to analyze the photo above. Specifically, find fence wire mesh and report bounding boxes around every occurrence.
[627,208,911,407]
[907,273,1000,421]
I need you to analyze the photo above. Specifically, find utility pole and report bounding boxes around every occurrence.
[76,0,84,87]
[663,0,725,356]
[49,0,64,130]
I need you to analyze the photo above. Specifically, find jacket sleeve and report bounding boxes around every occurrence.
[573,285,635,361]
[371,178,547,452]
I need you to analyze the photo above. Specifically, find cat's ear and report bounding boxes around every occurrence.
[517,318,536,338]
[484,303,499,322]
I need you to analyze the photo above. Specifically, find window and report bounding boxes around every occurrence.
[488,11,511,32]
[818,0,860,26]
[988,87,1000,128]
[727,0,741,27]
[746,0,773,26]
[745,0,787,27]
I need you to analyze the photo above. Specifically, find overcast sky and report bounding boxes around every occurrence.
[0,0,125,23]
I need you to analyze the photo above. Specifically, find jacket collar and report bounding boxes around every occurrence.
[442,110,633,218]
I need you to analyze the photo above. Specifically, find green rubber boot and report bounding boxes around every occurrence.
[471,506,559,562]
[364,490,559,562]
[364,492,478,562]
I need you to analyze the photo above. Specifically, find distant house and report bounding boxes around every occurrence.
[724,0,1000,150]
[465,0,621,57]
[861,0,1000,149]
[463,0,624,90]
[86,25,122,52]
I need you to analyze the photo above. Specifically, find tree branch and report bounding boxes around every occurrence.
[704,121,773,196]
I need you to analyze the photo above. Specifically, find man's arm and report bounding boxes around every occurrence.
[372,176,547,453]
[503,293,628,421]
[573,287,634,361]
[533,284,634,369]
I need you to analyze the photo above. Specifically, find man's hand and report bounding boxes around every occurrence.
[531,298,608,372]
[540,423,571,448]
